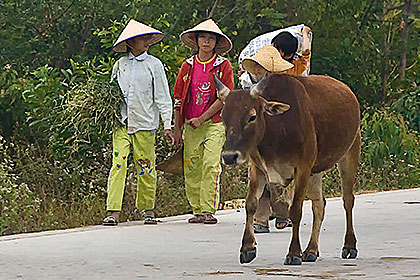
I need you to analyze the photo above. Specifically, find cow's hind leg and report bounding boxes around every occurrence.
[302,173,325,262]
[240,163,266,264]
[337,130,361,259]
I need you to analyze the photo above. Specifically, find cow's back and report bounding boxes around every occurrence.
[261,74,360,174]
[294,75,360,172]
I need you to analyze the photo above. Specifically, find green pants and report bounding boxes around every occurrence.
[254,183,293,227]
[106,125,157,212]
[183,120,225,215]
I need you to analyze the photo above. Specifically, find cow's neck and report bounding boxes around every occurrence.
[250,147,295,186]
[249,148,273,184]
[250,149,268,175]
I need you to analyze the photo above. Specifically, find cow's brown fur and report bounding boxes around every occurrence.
[217,73,360,265]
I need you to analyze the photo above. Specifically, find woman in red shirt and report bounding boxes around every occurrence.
[174,19,234,224]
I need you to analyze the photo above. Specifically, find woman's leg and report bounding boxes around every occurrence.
[183,124,205,215]
[200,121,225,214]
[132,130,157,211]
[106,125,132,212]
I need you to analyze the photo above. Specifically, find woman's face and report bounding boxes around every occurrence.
[197,32,217,53]
[251,63,268,81]
[279,49,294,61]
[127,35,152,54]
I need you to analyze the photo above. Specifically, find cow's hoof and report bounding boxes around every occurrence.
[284,255,302,265]
[240,247,257,264]
[342,248,358,259]
[303,252,318,262]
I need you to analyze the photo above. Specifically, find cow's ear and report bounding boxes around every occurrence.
[259,96,290,116]
[213,74,230,103]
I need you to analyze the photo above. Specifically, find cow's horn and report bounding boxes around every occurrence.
[250,73,269,98]
[213,74,230,103]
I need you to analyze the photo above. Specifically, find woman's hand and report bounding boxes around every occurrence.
[301,26,312,56]
[164,129,175,145]
[173,126,183,148]
[302,25,311,35]
[186,117,203,129]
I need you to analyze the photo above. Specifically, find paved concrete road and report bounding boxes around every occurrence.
[1,189,420,280]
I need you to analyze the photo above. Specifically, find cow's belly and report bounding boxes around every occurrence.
[312,123,359,173]
[309,80,360,173]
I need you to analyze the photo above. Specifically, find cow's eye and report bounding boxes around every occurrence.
[248,115,257,123]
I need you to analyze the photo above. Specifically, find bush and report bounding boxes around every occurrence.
[0,136,41,235]
[362,109,419,169]
[323,108,420,196]
[391,87,420,134]
[359,109,419,190]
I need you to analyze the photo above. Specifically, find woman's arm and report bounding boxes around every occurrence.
[173,109,183,147]
[301,26,311,56]
[173,62,187,147]
[186,100,223,129]
[187,60,234,129]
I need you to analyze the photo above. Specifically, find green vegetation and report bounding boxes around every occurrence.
[0,0,419,236]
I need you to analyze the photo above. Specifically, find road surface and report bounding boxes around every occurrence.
[1,188,420,279]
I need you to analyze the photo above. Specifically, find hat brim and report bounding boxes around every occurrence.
[242,59,264,75]
[180,30,232,54]
[242,45,294,75]
[112,32,165,53]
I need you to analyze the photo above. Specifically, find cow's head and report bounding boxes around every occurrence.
[214,74,290,165]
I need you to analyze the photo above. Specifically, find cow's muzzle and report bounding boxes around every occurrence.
[222,151,241,165]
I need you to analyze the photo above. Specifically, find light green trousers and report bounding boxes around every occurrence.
[183,120,225,215]
[106,125,157,212]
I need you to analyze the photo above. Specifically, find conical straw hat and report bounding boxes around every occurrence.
[180,19,232,54]
[242,45,294,75]
[112,19,165,53]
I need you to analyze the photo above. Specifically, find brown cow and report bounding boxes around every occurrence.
[214,73,360,265]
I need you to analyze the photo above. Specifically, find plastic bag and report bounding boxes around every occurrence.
[238,24,313,88]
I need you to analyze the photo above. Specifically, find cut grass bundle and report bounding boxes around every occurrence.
[54,79,123,153]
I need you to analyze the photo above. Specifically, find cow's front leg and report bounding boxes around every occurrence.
[284,167,311,265]
[240,164,266,264]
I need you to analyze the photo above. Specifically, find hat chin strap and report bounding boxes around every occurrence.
[271,57,274,72]
[126,42,134,50]
[126,42,148,56]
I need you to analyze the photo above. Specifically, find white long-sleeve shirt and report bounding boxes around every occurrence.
[111,52,173,134]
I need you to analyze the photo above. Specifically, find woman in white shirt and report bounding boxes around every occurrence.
[103,19,174,226]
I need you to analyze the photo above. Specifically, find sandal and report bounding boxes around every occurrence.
[188,214,204,223]
[275,217,292,230]
[254,224,270,233]
[203,213,218,224]
[144,214,158,225]
[103,215,118,226]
